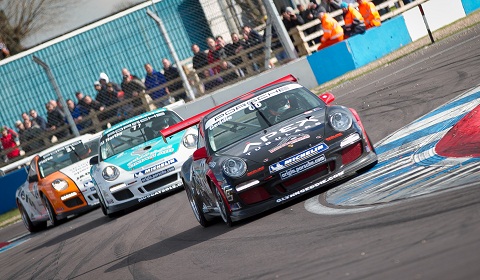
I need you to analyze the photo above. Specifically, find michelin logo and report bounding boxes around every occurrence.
[269,143,328,173]
[134,158,177,178]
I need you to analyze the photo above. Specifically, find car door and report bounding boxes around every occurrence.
[26,158,47,216]
[191,132,216,205]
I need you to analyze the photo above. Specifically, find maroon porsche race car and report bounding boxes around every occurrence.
[161,74,377,226]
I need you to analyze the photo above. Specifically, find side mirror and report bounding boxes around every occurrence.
[90,156,99,165]
[319,92,335,105]
[28,175,38,183]
[192,147,208,161]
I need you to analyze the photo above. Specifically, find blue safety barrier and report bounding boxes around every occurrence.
[462,0,480,14]
[0,169,27,214]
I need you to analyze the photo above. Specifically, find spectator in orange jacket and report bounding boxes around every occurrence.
[356,0,381,29]
[317,7,345,51]
[341,2,366,37]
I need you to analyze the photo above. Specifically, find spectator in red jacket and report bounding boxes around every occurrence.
[1,126,20,160]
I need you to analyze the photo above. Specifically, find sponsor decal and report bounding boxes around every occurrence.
[269,143,329,173]
[134,158,177,178]
[243,119,321,155]
[127,145,174,169]
[84,180,94,189]
[276,171,345,203]
[138,181,183,202]
[280,155,326,179]
[140,166,175,183]
[205,84,303,130]
[325,133,343,141]
[209,162,217,168]
[268,134,310,153]
[247,166,265,176]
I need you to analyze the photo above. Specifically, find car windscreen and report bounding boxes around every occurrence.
[204,84,325,152]
[38,139,96,178]
[99,111,182,161]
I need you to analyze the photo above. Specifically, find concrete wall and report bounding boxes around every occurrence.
[404,0,466,41]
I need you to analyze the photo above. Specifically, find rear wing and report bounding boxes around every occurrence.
[160,74,298,138]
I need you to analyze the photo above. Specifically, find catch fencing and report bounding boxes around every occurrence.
[0,0,413,170]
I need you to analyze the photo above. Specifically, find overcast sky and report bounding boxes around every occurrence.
[23,0,146,47]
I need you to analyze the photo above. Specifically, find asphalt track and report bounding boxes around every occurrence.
[1,24,480,280]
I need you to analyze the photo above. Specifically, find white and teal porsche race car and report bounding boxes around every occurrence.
[89,108,197,217]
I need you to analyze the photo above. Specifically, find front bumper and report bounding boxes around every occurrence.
[228,150,378,222]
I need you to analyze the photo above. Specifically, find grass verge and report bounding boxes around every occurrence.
[0,209,21,229]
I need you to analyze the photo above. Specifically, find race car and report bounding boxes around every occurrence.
[160,74,378,227]
[89,108,197,217]
[16,133,101,232]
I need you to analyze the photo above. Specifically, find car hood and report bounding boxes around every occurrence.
[59,157,94,192]
[104,132,185,171]
[217,109,327,163]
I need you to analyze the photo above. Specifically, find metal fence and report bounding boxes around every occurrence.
[0,0,411,170]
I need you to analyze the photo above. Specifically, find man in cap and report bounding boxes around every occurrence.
[341,1,366,37]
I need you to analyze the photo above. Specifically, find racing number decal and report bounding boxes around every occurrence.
[30,182,40,199]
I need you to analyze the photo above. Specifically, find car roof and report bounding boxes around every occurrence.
[160,74,298,138]
[102,107,169,135]
[37,133,97,157]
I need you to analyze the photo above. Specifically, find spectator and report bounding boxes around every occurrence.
[356,0,381,29]
[22,119,45,153]
[15,120,26,139]
[206,37,224,74]
[96,81,119,108]
[66,99,90,131]
[280,6,305,32]
[82,95,105,113]
[162,58,187,101]
[144,63,170,105]
[0,39,10,60]
[46,101,69,140]
[202,68,223,92]
[341,2,366,38]
[121,68,146,113]
[116,90,134,122]
[29,109,48,131]
[242,25,264,72]
[21,112,37,127]
[224,33,245,68]
[191,44,209,78]
[93,81,102,98]
[1,126,20,160]
[317,7,345,51]
[75,91,89,109]
[320,0,343,21]
[218,60,244,83]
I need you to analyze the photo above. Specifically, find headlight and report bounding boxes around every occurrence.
[329,109,352,132]
[102,166,120,181]
[182,133,198,149]
[52,179,68,191]
[222,158,247,178]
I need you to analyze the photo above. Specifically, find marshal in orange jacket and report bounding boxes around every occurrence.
[317,12,344,51]
[357,0,381,29]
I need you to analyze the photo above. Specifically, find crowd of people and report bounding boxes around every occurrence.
[1,0,387,163]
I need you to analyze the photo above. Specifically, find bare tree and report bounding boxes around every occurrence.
[234,0,267,27]
[0,0,75,53]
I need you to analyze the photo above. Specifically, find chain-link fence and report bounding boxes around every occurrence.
[0,0,408,171]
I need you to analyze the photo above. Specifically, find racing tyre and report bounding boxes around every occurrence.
[97,192,109,216]
[214,186,233,227]
[185,184,211,227]
[18,202,47,233]
[42,194,61,226]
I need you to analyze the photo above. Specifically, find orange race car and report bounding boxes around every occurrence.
[16,133,101,232]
